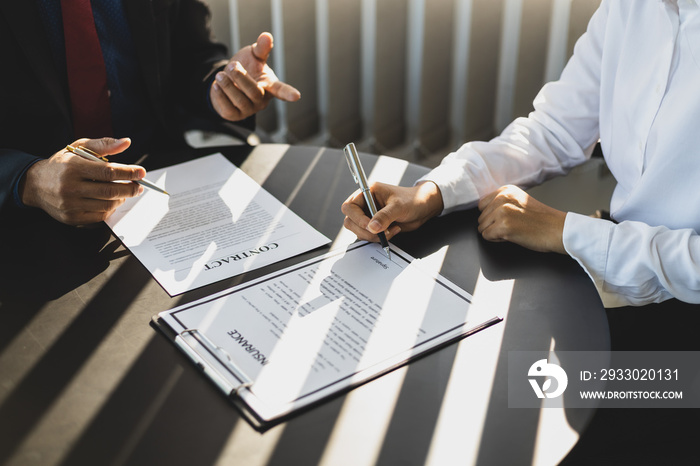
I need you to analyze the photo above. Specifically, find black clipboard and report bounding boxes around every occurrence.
[151,242,503,431]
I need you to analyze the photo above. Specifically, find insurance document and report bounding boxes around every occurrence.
[156,242,501,426]
[105,153,330,295]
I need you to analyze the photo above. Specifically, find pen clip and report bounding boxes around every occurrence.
[343,143,360,185]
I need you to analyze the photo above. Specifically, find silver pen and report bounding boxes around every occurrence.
[66,144,169,196]
[343,142,391,259]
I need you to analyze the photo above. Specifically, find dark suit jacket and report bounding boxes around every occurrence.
[0,0,249,212]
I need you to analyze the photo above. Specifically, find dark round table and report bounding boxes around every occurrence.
[0,143,608,466]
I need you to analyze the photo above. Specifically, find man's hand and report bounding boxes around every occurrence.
[341,181,444,242]
[210,32,301,121]
[19,137,146,226]
[477,185,567,253]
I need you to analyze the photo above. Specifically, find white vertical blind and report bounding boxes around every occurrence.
[405,0,426,150]
[545,0,573,84]
[207,0,600,161]
[360,0,377,148]
[495,0,523,133]
[227,0,241,54]
[449,0,474,148]
[269,0,288,142]
[315,0,330,142]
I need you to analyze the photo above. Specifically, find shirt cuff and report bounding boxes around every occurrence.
[562,212,630,307]
[12,157,43,208]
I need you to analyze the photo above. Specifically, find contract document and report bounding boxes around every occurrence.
[105,153,330,295]
[154,241,502,428]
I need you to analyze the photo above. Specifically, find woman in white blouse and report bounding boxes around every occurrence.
[342,0,700,308]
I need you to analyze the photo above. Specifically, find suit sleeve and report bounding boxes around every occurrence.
[170,0,227,115]
[0,149,41,211]
[169,0,254,130]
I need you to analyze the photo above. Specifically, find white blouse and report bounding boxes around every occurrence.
[422,0,700,307]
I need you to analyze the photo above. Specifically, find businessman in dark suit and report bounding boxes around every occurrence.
[0,0,299,225]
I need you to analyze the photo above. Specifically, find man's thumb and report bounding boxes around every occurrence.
[252,32,273,62]
[81,137,131,157]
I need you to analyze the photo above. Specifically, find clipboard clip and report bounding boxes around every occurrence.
[176,328,253,396]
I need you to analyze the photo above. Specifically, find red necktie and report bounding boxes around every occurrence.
[61,0,113,138]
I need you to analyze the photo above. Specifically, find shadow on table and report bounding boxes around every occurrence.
[0,210,119,302]
[0,210,131,367]
[562,298,700,466]
[474,237,608,465]
[0,254,152,466]
[58,335,242,466]
[1,146,608,465]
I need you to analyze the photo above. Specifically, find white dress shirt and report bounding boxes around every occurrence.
[422,0,700,307]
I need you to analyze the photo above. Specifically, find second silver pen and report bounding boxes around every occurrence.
[343,142,391,259]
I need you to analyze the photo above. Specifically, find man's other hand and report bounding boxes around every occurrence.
[210,32,301,122]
